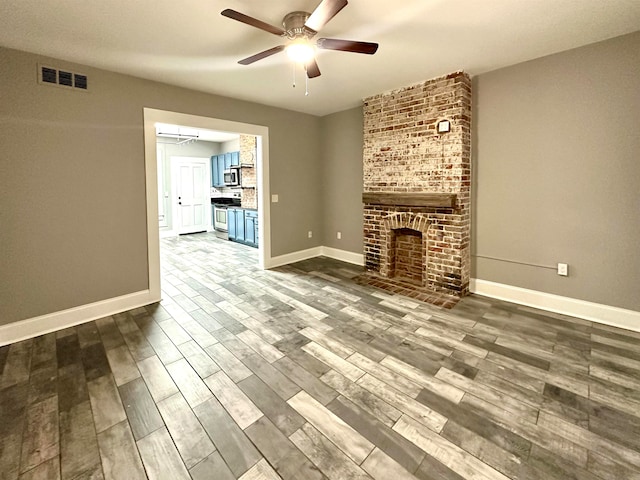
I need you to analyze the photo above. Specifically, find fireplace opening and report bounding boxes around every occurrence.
[390,228,424,286]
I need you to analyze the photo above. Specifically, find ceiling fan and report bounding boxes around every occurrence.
[221,0,379,79]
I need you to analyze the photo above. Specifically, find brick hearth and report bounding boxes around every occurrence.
[360,72,471,306]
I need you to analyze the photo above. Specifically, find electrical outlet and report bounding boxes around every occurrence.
[557,263,568,276]
[308,231,312,238]
[271,194,279,203]
[337,232,342,239]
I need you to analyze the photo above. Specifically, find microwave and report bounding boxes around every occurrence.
[223,167,240,186]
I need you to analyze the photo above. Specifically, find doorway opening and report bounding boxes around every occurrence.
[155,125,245,239]
[143,108,271,303]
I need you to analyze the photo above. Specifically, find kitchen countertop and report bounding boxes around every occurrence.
[227,205,257,212]
[211,197,241,206]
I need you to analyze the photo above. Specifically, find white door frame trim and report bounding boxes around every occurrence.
[143,108,271,302]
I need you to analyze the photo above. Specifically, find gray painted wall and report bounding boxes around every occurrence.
[0,46,321,325]
[320,107,364,252]
[472,31,640,311]
[314,32,640,311]
[2,30,639,327]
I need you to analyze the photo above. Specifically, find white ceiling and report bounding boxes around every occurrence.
[1,0,639,116]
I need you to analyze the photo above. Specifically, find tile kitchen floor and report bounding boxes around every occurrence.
[2,232,640,480]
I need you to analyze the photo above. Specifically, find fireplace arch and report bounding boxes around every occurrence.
[381,213,431,286]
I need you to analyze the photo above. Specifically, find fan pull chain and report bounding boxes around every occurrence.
[292,62,296,88]
[293,63,310,96]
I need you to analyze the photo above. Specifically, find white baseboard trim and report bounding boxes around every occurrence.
[471,278,640,333]
[13,259,635,345]
[1,245,361,345]
[266,246,364,269]
[320,247,364,266]
[267,247,324,269]
[0,290,159,346]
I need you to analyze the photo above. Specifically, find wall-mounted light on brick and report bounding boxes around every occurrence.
[437,119,451,134]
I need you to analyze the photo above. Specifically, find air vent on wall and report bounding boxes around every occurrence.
[74,74,87,89]
[38,64,88,91]
[41,67,57,84]
[58,70,72,86]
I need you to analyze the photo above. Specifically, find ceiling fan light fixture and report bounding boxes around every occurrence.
[286,39,315,63]
[222,1,379,82]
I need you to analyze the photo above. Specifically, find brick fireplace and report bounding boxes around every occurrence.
[359,72,471,307]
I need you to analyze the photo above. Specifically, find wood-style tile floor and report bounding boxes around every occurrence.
[2,232,640,480]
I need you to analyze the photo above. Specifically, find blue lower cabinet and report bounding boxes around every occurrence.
[244,210,258,247]
[227,208,258,248]
[235,209,245,243]
[227,208,236,240]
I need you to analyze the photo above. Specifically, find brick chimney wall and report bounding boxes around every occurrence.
[362,72,471,296]
[240,134,257,209]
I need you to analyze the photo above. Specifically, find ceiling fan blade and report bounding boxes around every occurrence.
[317,38,378,54]
[305,0,348,31]
[306,59,321,78]
[238,45,286,65]
[221,9,285,36]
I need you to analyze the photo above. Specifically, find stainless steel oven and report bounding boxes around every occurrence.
[213,204,228,232]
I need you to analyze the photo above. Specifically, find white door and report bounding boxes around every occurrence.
[171,157,210,235]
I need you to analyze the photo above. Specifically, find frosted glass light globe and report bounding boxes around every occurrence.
[286,39,315,63]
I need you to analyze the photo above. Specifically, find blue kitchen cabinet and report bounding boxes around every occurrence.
[235,208,245,242]
[227,208,258,248]
[227,207,237,239]
[227,208,234,237]
[227,207,244,242]
[211,156,218,187]
[212,151,240,187]
[217,155,226,186]
[253,212,259,247]
[244,210,258,247]
[212,154,226,187]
